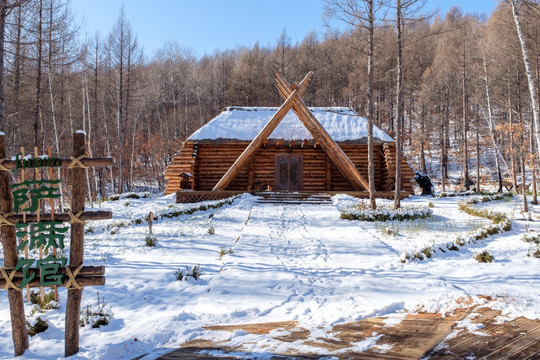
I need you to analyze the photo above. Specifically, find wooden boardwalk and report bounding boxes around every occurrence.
[152,306,540,359]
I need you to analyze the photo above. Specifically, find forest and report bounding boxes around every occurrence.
[0,0,539,201]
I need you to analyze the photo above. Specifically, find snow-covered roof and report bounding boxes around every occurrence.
[187,107,394,142]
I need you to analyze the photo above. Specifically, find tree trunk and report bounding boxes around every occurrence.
[0,1,6,133]
[510,0,540,170]
[481,55,505,192]
[530,119,538,204]
[462,44,470,190]
[33,0,43,147]
[394,0,403,209]
[367,0,376,209]
[420,104,427,174]
[440,104,446,192]
[476,104,481,193]
[521,155,530,218]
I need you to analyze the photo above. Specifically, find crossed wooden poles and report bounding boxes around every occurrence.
[213,72,369,192]
[0,132,112,357]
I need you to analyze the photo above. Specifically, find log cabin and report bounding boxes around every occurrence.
[164,106,415,200]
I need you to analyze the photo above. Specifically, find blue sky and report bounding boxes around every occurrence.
[71,0,499,59]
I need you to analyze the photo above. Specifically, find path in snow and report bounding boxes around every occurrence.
[203,202,459,326]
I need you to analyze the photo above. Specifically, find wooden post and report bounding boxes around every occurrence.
[65,132,86,357]
[0,135,29,356]
[148,212,154,235]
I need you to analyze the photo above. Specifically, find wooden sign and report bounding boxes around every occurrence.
[0,132,113,357]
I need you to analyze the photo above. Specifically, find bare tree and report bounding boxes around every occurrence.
[108,6,141,193]
[324,0,385,209]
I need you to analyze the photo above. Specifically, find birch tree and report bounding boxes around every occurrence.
[509,0,540,165]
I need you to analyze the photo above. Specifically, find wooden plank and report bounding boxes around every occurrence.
[0,135,29,357]
[6,211,112,224]
[0,157,112,170]
[0,276,105,289]
[2,266,105,279]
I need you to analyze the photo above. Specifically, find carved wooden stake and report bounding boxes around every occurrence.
[0,135,29,356]
[148,212,154,235]
[65,132,86,357]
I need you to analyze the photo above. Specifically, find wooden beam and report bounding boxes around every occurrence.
[0,276,105,289]
[275,74,369,191]
[0,157,112,171]
[2,266,105,279]
[6,211,112,224]
[212,72,313,191]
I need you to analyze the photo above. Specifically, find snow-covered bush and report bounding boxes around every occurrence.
[145,235,157,247]
[529,247,540,258]
[475,250,494,263]
[401,202,511,263]
[341,202,432,222]
[175,265,202,281]
[461,192,513,205]
[522,232,540,244]
[80,292,111,329]
[458,201,511,227]
[27,317,48,336]
[437,190,475,198]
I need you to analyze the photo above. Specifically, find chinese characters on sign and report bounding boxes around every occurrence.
[11,178,67,288]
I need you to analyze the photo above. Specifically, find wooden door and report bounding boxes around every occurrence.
[275,154,303,191]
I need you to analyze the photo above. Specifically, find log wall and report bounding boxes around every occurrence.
[164,140,415,195]
[164,142,197,195]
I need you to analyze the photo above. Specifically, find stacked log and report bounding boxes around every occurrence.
[164,142,197,195]
[383,143,414,194]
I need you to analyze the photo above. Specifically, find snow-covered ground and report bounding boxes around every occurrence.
[1,192,539,359]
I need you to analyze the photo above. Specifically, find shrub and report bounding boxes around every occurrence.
[380,225,399,237]
[145,235,157,247]
[475,250,494,263]
[428,201,434,208]
[341,204,432,222]
[27,317,48,336]
[175,265,202,281]
[208,225,215,235]
[447,243,459,251]
[79,292,111,328]
[421,247,433,259]
[174,268,185,281]
[530,247,540,258]
[30,290,59,311]
[189,265,202,280]
[522,233,540,244]
[218,246,234,259]
[125,193,140,199]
